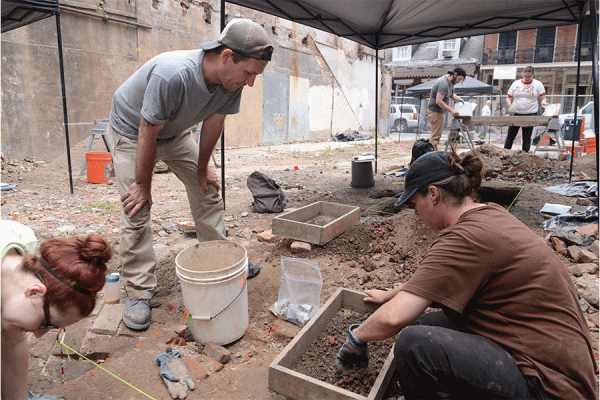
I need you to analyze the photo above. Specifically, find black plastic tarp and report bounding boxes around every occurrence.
[405,76,501,98]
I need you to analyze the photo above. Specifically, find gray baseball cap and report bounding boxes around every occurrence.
[202,18,273,61]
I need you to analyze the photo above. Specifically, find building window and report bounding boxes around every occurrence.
[565,73,590,85]
[497,31,517,64]
[534,27,556,63]
[393,46,412,61]
[579,15,593,61]
[443,40,456,51]
[439,39,459,58]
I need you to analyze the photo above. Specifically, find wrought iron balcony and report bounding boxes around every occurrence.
[482,43,592,65]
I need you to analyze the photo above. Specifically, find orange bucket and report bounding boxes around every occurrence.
[85,152,112,183]
[583,137,596,154]
[540,135,551,146]
[566,144,583,158]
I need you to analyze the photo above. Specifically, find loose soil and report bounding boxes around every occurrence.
[1,135,598,400]
[293,309,396,397]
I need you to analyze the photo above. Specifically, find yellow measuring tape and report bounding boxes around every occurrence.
[58,338,156,400]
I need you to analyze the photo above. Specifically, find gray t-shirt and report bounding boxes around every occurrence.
[427,75,454,114]
[110,49,242,141]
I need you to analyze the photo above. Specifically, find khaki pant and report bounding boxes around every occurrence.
[107,126,226,299]
[427,109,445,151]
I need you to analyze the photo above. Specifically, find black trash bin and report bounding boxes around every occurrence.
[563,116,584,141]
[351,158,374,188]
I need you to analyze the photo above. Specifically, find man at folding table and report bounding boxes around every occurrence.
[427,67,467,150]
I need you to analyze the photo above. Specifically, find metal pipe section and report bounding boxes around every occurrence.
[60,4,152,29]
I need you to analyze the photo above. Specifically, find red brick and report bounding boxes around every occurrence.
[575,224,598,238]
[271,318,301,341]
[184,358,209,380]
[575,249,598,264]
[203,343,231,364]
[567,245,584,261]
[257,230,274,242]
[551,237,568,256]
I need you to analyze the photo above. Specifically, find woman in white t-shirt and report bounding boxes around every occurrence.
[504,66,549,152]
[1,221,111,399]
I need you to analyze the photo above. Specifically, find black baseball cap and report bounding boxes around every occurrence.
[202,18,273,61]
[452,66,467,77]
[395,151,462,206]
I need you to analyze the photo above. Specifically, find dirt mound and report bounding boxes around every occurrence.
[476,144,597,183]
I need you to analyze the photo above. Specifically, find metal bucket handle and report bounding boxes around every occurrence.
[188,278,247,321]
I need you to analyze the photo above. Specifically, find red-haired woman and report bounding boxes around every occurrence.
[1,220,112,400]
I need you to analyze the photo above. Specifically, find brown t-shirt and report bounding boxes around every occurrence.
[402,203,598,399]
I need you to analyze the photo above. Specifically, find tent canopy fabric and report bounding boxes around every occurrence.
[1,0,59,33]
[226,0,589,50]
[406,76,501,98]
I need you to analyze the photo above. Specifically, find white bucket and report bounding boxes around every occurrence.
[175,241,249,345]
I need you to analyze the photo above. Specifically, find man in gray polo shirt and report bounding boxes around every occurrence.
[108,18,273,331]
[427,67,467,150]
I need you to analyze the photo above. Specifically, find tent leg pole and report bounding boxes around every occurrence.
[568,12,584,184]
[56,12,74,194]
[589,0,599,173]
[220,0,226,210]
[375,49,378,174]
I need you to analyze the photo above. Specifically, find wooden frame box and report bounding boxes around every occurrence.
[268,288,397,400]
[272,202,360,245]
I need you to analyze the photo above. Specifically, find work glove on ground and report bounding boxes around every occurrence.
[156,348,195,399]
[335,323,369,370]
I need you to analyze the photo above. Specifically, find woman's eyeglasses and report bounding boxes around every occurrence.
[35,273,59,330]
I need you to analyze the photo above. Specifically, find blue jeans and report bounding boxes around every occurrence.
[394,311,558,400]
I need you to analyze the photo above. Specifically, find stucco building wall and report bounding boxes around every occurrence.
[1,0,382,161]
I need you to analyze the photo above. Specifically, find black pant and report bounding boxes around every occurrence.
[504,112,538,152]
[394,311,558,400]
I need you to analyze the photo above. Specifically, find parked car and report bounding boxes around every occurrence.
[558,101,595,133]
[390,104,419,132]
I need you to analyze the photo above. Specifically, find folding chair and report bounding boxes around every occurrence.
[80,120,111,175]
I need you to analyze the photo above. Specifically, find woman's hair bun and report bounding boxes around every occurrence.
[79,234,112,272]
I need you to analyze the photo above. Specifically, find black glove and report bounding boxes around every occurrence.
[335,323,369,370]
[156,348,195,399]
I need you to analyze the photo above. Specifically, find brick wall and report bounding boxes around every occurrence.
[555,25,577,62]
[516,29,535,64]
